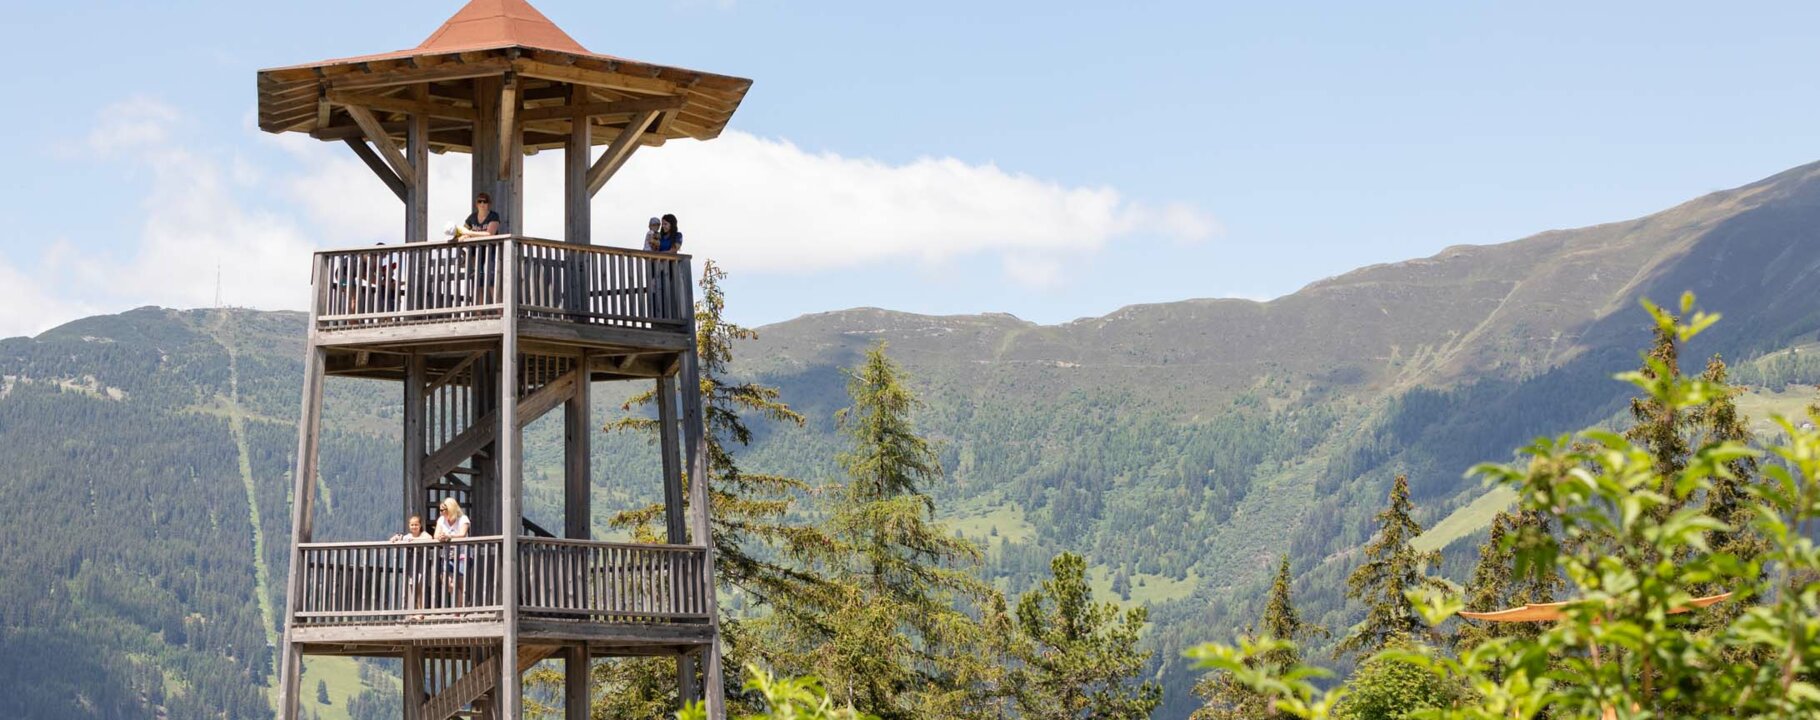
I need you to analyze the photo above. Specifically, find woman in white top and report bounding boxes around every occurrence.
[434,498,472,608]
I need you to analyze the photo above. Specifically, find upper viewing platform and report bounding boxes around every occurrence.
[311,235,694,352]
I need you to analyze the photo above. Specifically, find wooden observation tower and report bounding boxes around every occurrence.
[256,1,751,718]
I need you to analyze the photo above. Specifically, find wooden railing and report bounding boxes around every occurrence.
[310,236,690,334]
[519,538,713,622]
[291,536,711,626]
[295,536,505,624]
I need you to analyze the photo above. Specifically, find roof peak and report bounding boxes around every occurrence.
[417,0,588,55]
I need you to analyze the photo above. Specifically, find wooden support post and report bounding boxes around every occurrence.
[403,353,426,523]
[676,258,724,718]
[498,241,523,720]
[564,350,591,540]
[564,83,591,245]
[472,76,501,222]
[277,342,325,720]
[501,74,525,233]
[405,83,431,244]
[657,376,686,544]
[564,645,589,720]
[403,646,424,720]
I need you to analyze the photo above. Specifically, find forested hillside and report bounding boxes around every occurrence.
[3,159,1820,717]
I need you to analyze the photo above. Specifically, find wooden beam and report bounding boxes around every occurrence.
[514,369,578,428]
[564,351,591,541]
[564,83,591,246]
[344,105,417,188]
[324,57,514,92]
[341,138,406,202]
[586,111,659,197]
[405,84,431,243]
[498,73,519,182]
[327,89,478,122]
[515,59,679,96]
[519,95,685,123]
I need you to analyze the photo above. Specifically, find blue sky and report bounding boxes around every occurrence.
[5,1,1820,337]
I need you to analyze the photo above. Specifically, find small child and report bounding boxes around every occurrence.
[643,217,662,251]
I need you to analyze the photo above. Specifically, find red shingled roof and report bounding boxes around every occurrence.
[417,0,589,55]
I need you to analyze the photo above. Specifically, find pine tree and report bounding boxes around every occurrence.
[316,678,330,705]
[1337,474,1445,659]
[810,342,1004,718]
[1193,556,1322,720]
[1008,552,1160,720]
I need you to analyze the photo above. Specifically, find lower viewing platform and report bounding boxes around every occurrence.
[290,536,713,652]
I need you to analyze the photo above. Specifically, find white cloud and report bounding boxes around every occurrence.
[287,130,1217,289]
[4,97,1217,337]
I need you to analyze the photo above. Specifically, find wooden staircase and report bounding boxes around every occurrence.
[419,645,561,720]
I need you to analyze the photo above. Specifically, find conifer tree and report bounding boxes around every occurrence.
[1626,322,1688,480]
[810,342,1004,718]
[1193,556,1321,720]
[1688,355,1767,630]
[1454,509,1562,653]
[592,261,838,710]
[1337,474,1445,659]
[1008,552,1160,720]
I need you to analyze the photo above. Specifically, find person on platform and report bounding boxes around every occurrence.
[654,213,683,253]
[434,498,472,609]
[643,216,663,251]
[390,515,432,543]
[391,515,434,619]
[464,193,502,236]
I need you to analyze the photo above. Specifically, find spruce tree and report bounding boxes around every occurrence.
[1337,474,1445,659]
[1454,509,1562,653]
[811,342,1003,718]
[1008,552,1160,720]
[1687,355,1767,630]
[1193,556,1321,720]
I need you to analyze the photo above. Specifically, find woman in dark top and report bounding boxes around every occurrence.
[464,193,501,235]
[655,213,683,253]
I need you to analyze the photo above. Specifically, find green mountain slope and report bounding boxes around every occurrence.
[4,160,1820,717]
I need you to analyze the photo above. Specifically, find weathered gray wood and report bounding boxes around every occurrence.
[422,409,499,486]
[505,80,526,235]
[405,84,431,243]
[675,258,725,718]
[565,645,589,720]
[498,73,519,182]
[342,138,407,202]
[278,342,325,720]
[472,75,501,222]
[586,111,658,196]
[564,83,591,246]
[499,240,523,720]
[403,646,425,720]
[657,377,686,544]
[518,620,715,645]
[514,369,578,428]
[565,350,591,540]
[344,104,417,187]
[404,353,426,525]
